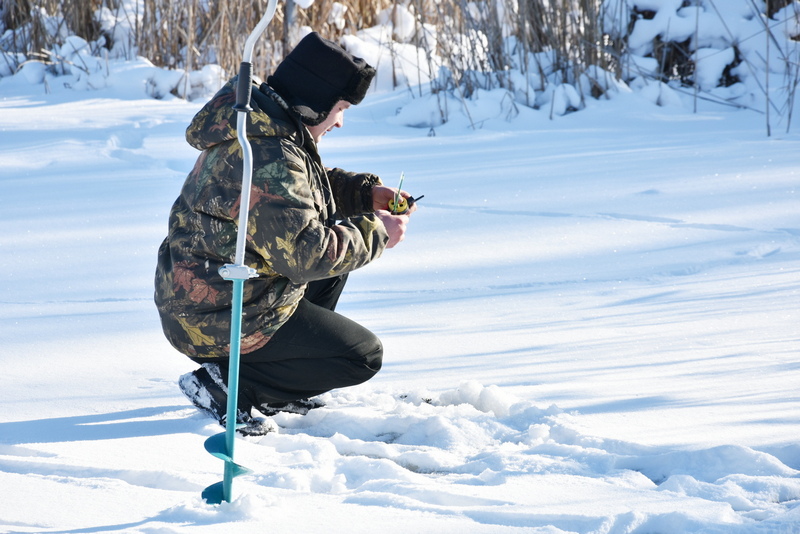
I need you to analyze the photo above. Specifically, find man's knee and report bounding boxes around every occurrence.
[362,336,383,375]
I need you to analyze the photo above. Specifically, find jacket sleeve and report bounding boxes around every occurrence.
[246,142,389,284]
[327,167,382,218]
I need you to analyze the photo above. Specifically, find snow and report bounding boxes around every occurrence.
[2,16,800,534]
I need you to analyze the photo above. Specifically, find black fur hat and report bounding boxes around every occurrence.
[267,32,376,126]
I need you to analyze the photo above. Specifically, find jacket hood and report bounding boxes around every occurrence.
[186,78,305,151]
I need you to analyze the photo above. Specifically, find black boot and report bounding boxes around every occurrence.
[179,364,275,436]
[257,397,326,417]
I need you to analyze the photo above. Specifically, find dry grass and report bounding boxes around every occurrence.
[0,0,623,83]
[1,0,796,125]
[135,0,399,77]
[2,0,101,61]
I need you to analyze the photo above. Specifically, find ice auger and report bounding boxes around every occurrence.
[202,0,278,505]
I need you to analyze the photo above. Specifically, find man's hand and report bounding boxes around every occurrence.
[375,210,409,248]
[373,185,417,215]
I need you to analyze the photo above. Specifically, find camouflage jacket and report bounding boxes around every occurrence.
[154,79,388,360]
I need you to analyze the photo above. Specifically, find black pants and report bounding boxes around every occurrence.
[218,274,383,410]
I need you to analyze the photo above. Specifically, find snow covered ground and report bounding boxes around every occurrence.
[1,59,799,532]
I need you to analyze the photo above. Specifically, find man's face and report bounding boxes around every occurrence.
[307,100,351,143]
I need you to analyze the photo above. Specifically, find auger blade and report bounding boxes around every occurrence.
[205,433,252,474]
[201,458,254,504]
[202,481,225,505]
[202,433,253,505]
[204,432,231,462]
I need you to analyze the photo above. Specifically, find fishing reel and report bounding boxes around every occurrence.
[388,194,423,215]
[388,172,423,215]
